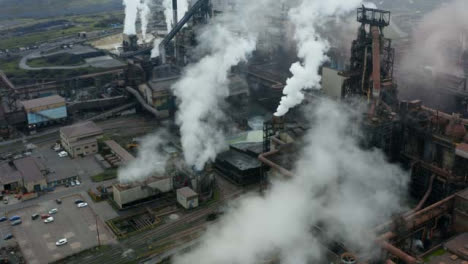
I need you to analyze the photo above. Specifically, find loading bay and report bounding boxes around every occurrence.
[7,194,114,264]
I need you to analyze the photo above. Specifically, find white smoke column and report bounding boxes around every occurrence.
[151,38,162,58]
[163,0,189,32]
[274,0,362,117]
[138,0,151,41]
[117,132,169,183]
[123,0,140,35]
[173,99,408,264]
[173,25,256,169]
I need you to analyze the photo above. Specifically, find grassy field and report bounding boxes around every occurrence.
[0,11,123,50]
[28,53,86,67]
[92,169,118,182]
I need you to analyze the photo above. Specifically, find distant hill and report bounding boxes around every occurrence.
[0,0,122,19]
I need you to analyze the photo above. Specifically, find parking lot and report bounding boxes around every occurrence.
[7,194,114,264]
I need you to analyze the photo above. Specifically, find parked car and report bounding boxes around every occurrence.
[0,217,7,222]
[3,197,8,204]
[65,183,69,188]
[9,216,20,221]
[23,152,32,156]
[74,199,84,204]
[31,214,39,220]
[53,144,61,152]
[55,238,67,246]
[3,234,13,240]
[11,220,22,226]
[49,208,58,214]
[44,217,54,223]
[58,151,68,158]
[75,180,81,186]
[70,181,76,187]
[55,199,62,204]
[77,202,88,208]
[41,214,51,219]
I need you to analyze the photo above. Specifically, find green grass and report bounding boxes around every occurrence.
[50,245,112,264]
[27,53,86,67]
[423,248,446,262]
[92,168,117,182]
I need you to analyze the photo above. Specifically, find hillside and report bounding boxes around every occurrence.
[0,0,122,19]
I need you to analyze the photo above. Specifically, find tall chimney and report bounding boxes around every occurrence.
[172,0,178,27]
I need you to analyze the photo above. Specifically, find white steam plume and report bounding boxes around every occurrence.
[138,0,151,41]
[151,38,162,58]
[123,0,140,35]
[172,0,279,170]
[117,132,169,183]
[173,99,408,264]
[274,0,362,117]
[163,0,189,33]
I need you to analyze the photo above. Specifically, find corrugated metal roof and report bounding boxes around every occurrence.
[13,157,45,183]
[60,121,103,139]
[0,162,21,184]
[21,95,65,110]
[104,140,135,163]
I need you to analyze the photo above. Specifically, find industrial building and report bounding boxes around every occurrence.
[103,140,135,167]
[60,121,103,158]
[176,187,199,209]
[113,176,173,209]
[21,95,67,131]
[0,157,47,193]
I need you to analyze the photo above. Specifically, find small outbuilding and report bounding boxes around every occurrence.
[176,187,199,209]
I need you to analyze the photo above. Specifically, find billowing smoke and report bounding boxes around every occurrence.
[163,0,189,32]
[173,99,408,264]
[117,132,169,183]
[123,0,140,35]
[172,0,279,170]
[274,0,362,117]
[139,0,151,41]
[399,0,468,76]
[172,25,256,170]
[151,38,162,58]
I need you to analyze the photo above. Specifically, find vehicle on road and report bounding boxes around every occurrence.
[41,214,51,219]
[31,214,39,220]
[0,217,6,222]
[3,234,13,240]
[58,151,68,158]
[56,199,62,204]
[49,208,58,214]
[55,238,67,246]
[9,216,20,221]
[74,199,84,204]
[75,180,81,185]
[44,217,54,223]
[11,220,22,226]
[77,202,88,208]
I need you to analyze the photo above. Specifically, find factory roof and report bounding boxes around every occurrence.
[177,187,198,199]
[0,162,21,184]
[216,149,262,171]
[104,140,135,163]
[147,76,179,92]
[21,95,65,110]
[13,157,46,183]
[60,121,103,139]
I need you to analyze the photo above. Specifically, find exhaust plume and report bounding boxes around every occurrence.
[163,0,189,32]
[274,0,362,117]
[117,132,170,183]
[139,0,151,41]
[151,38,162,58]
[172,0,281,170]
[173,99,408,264]
[123,0,140,35]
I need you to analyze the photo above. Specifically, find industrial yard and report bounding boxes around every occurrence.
[0,0,467,264]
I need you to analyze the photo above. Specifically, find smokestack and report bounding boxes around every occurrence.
[371,26,381,100]
[172,0,178,29]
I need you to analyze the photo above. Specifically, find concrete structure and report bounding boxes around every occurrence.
[176,187,199,209]
[60,121,103,158]
[113,176,173,209]
[21,95,67,129]
[103,140,135,167]
[0,157,47,192]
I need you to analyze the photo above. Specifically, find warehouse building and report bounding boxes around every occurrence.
[113,176,173,209]
[103,140,135,167]
[21,95,67,131]
[0,157,47,192]
[176,187,199,209]
[60,121,103,158]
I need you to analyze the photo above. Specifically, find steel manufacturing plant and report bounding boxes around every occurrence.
[0,0,468,264]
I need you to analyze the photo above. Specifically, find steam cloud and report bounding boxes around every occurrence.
[172,0,281,170]
[123,0,140,35]
[139,0,151,41]
[151,38,163,58]
[174,99,408,264]
[399,0,468,76]
[274,0,362,117]
[163,0,189,32]
[117,132,169,183]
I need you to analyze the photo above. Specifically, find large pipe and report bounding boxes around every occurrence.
[379,241,419,264]
[258,149,294,178]
[125,86,160,117]
[421,105,468,125]
[371,26,381,99]
[172,0,178,27]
